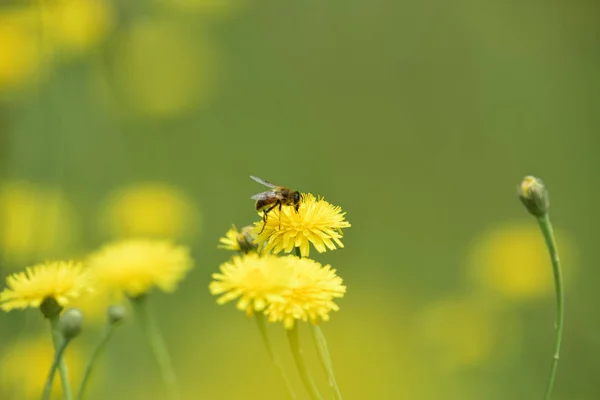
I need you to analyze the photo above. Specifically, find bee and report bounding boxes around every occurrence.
[250,175,302,234]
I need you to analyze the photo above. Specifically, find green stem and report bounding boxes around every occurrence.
[287,325,323,400]
[49,316,73,400]
[255,313,297,400]
[310,325,343,400]
[77,324,117,400]
[537,214,565,400]
[131,296,180,400]
[41,337,71,400]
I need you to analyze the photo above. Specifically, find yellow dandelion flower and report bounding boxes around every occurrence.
[218,225,256,253]
[88,239,193,297]
[0,261,89,312]
[209,253,291,316]
[254,193,351,257]
[264,256,346,329]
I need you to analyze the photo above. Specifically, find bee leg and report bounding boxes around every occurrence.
[278,201,282,230]
[259,202,279,234]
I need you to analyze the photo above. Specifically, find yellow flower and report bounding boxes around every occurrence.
[98,183,201,240]
[0,181,80,267]
[87,239,193,297]
[209,253,290,315]
[209,254,346,327]
[0,8,47,91]
[0,261,89,312]
[44,0,113,54]
[0,336,84,400]
[265,256,346,329]
[218,225,256,253]
[254,193,351,257]
[465,221,576,301]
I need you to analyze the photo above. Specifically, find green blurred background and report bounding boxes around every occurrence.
[1,0,599,399]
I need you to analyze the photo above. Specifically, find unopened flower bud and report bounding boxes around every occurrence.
[237,225,258,254]
[107,305,127,325]
[60,308,83,340]
[518,176,549,217]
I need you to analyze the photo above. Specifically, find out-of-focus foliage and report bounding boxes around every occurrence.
[1,0,599,399]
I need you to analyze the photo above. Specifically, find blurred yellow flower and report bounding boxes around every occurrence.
[0,261,89,312]
[265,256,345,329]
[98,183,201,240]
[0,181,80,267]
[44,0,113,54]
[0,10,46,91]
[416,297,507,371]
[111,19,218,118]
[218,225,256,253]
[465,221,576,300]
[210,254,345,327]
[0,336,83,400]
[254,193,351,257]
[88,239,193,297]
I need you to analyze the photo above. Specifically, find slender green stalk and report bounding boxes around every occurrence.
[49,316,73,400]
[310,325,343,400]
[131,297,180,400]
[287,325,323,400]
[77,324,117,400]
[41,336,70,400]
[537,214,564,400]
[255,313,297,400]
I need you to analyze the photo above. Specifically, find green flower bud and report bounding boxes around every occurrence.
[518,176,549,217]
[107,305,127,325]
[60,308,84,340]
[237,225,258,254]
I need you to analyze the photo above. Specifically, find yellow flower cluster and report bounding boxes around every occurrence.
[0,239,194,314]
[210,253,345,329]
[213,189,350,328]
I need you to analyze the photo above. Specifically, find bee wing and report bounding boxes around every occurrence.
[250,191,282,201]
[250,175,277,189]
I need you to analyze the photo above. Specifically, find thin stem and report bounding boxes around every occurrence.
[310,325,343,400]
[49,316,73,400]
[287,325,323,400]
[255,313,297,400]
[41,337,71,400]
[537,214,565,400]
[77,324,117,400]
[131,296,180,400]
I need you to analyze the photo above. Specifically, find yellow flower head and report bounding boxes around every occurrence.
[254,193,351,257]
[0,261,89,312]
[218,225,257,253]
[265,256,346,329]
[209,254,345,327]
[209,253,290,315]
[87,239,193,297]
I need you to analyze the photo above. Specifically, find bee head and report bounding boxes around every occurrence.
[293,191,302,211]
